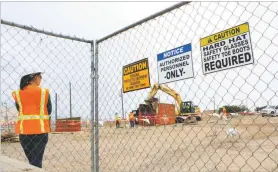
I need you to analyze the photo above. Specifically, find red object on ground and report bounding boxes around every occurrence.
[155,103,175,125]
[138,103,175,126]
[55,118,81,132]
[239,112,254,115]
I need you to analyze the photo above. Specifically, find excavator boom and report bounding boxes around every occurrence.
[146,83,183,115]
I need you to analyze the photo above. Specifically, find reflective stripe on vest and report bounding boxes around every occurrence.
[14,88,48,134]
[40,89,46,132]
[17,115,49,120]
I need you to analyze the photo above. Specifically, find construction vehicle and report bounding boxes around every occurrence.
[177,101,201,123]
[135,103,158,126]
[146,83,201,123]
[136,83,201,125]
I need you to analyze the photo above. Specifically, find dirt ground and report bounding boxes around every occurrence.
[1,113,278,172]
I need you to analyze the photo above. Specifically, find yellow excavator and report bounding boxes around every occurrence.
[145,83,202,123]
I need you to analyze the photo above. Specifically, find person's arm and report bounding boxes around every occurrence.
[15,102,19,111]
[47,95,52,115]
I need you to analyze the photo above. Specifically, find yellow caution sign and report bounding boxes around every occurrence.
[123,58,151,93]
[200,23,254,75]
[200,23,249,47]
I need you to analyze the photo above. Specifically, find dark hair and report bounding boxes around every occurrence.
[20,73,40,90]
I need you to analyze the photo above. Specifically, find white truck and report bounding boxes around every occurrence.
[261,106,278,117]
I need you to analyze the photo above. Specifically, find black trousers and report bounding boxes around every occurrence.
[19,133,48,168]
[130,121,135,128]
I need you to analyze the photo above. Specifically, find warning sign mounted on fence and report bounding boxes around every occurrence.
[123,58,151,93]
[200,23,254,75]
[157,43,194,84]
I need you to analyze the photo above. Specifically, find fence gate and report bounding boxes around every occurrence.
[1,20,95,172]
[96,2,278,172]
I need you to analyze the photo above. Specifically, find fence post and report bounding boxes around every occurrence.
[90,41,95,172]
[0,3,2,141]
[95,41,99,172]
[70,82,72,118]
[55,93,58,121]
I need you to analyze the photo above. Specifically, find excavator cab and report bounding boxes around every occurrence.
[180,101,195,113]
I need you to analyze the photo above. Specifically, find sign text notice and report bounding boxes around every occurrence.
[157,43,194,84]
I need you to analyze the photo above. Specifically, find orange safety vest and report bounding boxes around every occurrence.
[12,86,50,134]
[129,113,134,121]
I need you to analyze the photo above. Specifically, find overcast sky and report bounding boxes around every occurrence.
[1,2,177,40]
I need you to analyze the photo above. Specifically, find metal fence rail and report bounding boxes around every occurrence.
[1,19,92,43]
[96,1,278,172]
[1,20,94,172]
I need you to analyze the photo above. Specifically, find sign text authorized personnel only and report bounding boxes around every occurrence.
[123,58,150,93]
[157,43,194,84]
[200,23,254,74]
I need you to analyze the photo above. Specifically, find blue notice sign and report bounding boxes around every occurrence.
[157,43,194,84]
[157,44,192,61]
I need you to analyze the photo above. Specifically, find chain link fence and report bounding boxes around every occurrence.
[96,1,278,172]
[1,1,278,172]
[1,20,94,171]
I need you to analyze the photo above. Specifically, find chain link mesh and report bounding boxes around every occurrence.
[1,1,278,172]
[1,23,92,171]
[96,2,278,172]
